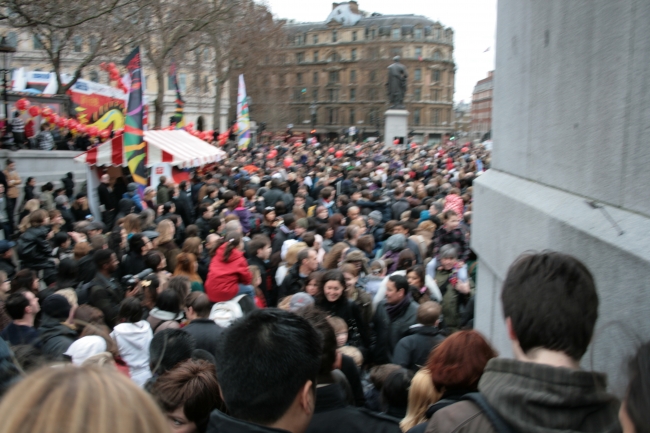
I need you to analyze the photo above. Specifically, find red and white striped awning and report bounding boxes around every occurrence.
[74,130,226,168]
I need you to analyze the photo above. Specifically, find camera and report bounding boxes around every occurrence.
[121,268,154,291]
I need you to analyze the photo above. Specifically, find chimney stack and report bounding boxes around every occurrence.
[349,1,359,14]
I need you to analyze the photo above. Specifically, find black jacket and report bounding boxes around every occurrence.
[248,255,277,307]
[56,204,74,232]
[263,187,284,208]
[61,176,74,198]
[271,226,294,255]
[0,257,16,279]
[372,300,419,365]
[306,382,401,433]
[195,217,211,240]
[278,263,305,300]
[38,314,77,358]
[317,298,370,354]
[17,226,55,270]
[181,319,223,358]
[88,273,124,328]
[97,183,117,211]
[175,190,193,227]
[119,251,147,279]
[77,250,97,284]
[392,326,446,371]
[208,410,289,433]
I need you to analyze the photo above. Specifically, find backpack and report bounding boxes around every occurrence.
[209,294,247,327]
[462,393,517,433]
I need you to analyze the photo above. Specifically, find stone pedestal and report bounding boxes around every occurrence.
[473,0,650,397]
[384,109,408,146]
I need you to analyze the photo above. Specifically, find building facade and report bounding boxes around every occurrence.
[453,101,471,138]
[471,70,493,140]
[250,1,455,143]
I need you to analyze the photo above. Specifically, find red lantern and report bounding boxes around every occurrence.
[28,106,40,117]
[283,157,293,167]
[41,107,53,117]
[393,139,399,145]
[99,129,111,139]
[87,126,99,137]
[15,98,30,111]
[410,142,417,149]
[328,147,335,154]
[335,150,344,158]
[461,147,469,153]
[56,117,66,128]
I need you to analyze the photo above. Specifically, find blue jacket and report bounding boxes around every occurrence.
[123,191,143,212]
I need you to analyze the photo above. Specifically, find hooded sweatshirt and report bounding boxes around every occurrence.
[111,320,153,387]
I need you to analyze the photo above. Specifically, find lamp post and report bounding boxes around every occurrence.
[0,37,15,133]
[310,103,317,134]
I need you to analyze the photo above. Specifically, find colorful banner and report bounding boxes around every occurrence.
[236,74,251,150]
[123,47,147,185]
[170,64,185,129]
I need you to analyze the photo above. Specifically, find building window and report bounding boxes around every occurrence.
[433,89,439,101]
[296,52,304,63]
[432,70,440,82]
[312,88,318,101]
[279,74,286,86]
[89,36,98,52]
[390,47,402,58]
[370,70,377,83]
[328,88,339,102]
[33,35,44,50]
[392,28,400,40]
[414,28,423,40]
[6,32,17,48]
[414,69,421,81]
[313,72,319,85]
[414,109,421,126]
[436,28,441,40]
[368,88,377,101]
[415,47,422,58]
[351,49,357,61]
[89,70,99,82]
[368,47,380,59]
[433,50,441,61]
[352,31,357,41]
[349,109,355,125]
[329,52,338,62]
[297,73,303,85]
[328,71,339,83]
[432,108,440,125]
[332,30,337,42]
[313,51,319,62]
[73,35,83,52]
[203,76,210,93]
[414,88,421,101]
[313,34,319,44]
[350,88,356,101]
[178,73,186,92]
[328,108,338,124]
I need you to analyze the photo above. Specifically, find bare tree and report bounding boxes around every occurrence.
[0,0,133,28]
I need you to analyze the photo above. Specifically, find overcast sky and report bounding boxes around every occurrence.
[261,0,497,104]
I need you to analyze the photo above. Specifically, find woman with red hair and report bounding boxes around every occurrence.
[406,330,496,433]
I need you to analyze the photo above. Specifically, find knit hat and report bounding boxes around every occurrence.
[289,293,315,312]
[343,250,370,274]
[42,294,71,320]
[410,209,422,220]
[54,195,68,206]
[64,336,107,365]
[296,218,309,229]
[368,211,383,224]
[127,182,138,192]
[384,234,406,252]
[0,240,15,254]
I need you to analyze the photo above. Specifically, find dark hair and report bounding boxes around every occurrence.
[625,341,650,433]
[296,248,313,268]
[184,224,199,239]
[215,309,321,425]
[128,233,147,256]
[501,252,598,360]
[214,232,242,262]
[5,291,29,320]
[144,250,163,271]
[388,274,409,295]
[9,269,36,294]
[302,232,315,248]
[41,182,54,192]
[119,297,143,323]
[381,368,414,411]
[407,265,426,288]
[150,329,197,376]
[156,290,181,315]
[416,301,442,326]
[94,248,115,270]
[167,276,191,308]
[198,204,211,216]
[208,216,222,233]
[427,330,496,393]
[396,249,415,271]
[151,359,223,432]
[56,258,78,285]
[357,235,375,255]
[296,306,337,382]
[247,235,270,257]
[186,292,211,318]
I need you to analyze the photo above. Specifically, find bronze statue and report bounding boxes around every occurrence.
[386,56,407,108]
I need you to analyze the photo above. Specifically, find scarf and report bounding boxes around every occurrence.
[385,293,412,321]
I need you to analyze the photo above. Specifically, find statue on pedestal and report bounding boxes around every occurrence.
[386,56,408,109]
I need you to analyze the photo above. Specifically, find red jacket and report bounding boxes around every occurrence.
[205,244,252,303]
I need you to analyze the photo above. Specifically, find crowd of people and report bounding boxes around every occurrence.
[0,138,643,433]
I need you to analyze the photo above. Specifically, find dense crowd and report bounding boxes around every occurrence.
[0,139,643,433]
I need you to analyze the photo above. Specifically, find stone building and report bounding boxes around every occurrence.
[250,1,455,143]
[471,70,493,140]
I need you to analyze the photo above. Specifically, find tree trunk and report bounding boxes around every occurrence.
[154,67,165,128]
[212,77,220,132]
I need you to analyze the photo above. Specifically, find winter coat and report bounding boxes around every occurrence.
[425,358,621,433]
[225,205,251,234]
[278,263,306,300]
[40,190,54,211]
[4,170,20,199]
[248,255,276,307]
[271,225,294,255]
[88,273,123,328]
[182,319,224,359]
[372,299,418,365]
[38,314,77,358]
[17,226,55,270]
[317,297,370,354]
[156,183,170,206]
[122,191,143,213]
[306,383,402,433]
[111,320,153,386]
[175,190,193,227]
[0,257,16,279]
[443,193,464,218]
[431,226,469,261]
[205,244,252,303]
[262,187,283,208]
[392,326,445,371]
[61,176,74,198]
[208,410,289,433]
[391,198,410,220]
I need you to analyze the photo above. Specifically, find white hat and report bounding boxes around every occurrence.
[64,336,107,366]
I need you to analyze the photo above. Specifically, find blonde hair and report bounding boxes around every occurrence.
[156,219,175,244]
[400,369,441,431]
[54,288,78,308]
[0,366,169,433]
[181,237,202,256]
[285,242,307,267]
[172,252,202,283]
[339,346,363,367]
[123,214,141,234]
[348,218,366,229]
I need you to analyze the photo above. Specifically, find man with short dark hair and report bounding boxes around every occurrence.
[0,289,40,346]
[77,234,107,284]
[147,328,196,389]
[182,292,223,359]
[38,294,76,358]
[248,235,275,307]
[279,248,319,299]
[391,187,409,220]
[208,309,321,433]
[392,301,445,371]
[429,252,620,432]
[372,275,418,364]
[195,204,214,239]
[0,239,16,279]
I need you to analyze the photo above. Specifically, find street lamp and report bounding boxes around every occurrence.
[310,103,317,134]
[0,37,15,129]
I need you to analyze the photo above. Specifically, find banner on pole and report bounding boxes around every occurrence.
[236,74,251,150]
[122,47,147,185]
